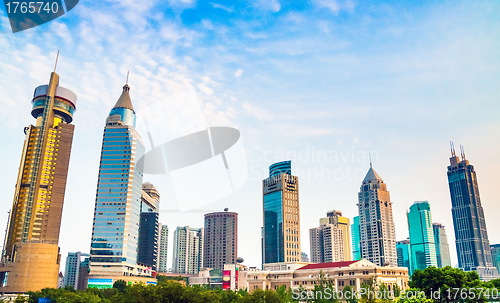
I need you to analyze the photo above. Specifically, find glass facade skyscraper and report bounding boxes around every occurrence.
[447,146,498,280]
[351,216,361,260]
[89,83,149,278]
[0,71,76,292]
[357,164,397,267]
[396,239,411,269]
[407,201,437,275]
[262,161,300,265]
[491,244,500,274]
[433,223,452,268]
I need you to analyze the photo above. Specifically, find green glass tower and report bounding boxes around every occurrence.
[396,239,411,269]
[351,216,361,260]
[407,201,437,275]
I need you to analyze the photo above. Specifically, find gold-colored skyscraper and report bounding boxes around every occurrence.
[0,71,76,292]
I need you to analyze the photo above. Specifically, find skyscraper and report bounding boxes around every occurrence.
[88,82,155,285]
[491,245,500,274]
[203,209,238,270]
[351,216,361,260]
[262,161,301,265]
[137,183,160,271]
[310,210,352,263]
[357,164,397,267]
[0,71,76,292]
[396,239,411,269]
[158,224,169,273]
[172,226,203,274]
[447,145,498,280]
[64,252,89,289]
[433,223,452,268]
[407,201,438,275]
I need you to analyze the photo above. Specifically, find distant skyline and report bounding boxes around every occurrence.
[1,1,500,270]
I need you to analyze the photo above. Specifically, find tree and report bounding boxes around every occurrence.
[112,280,127,293]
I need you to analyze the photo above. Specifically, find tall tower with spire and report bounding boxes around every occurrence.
[88,82,155,285]
[357,163,397,267]
[0,70,77,292]
[447,143,498,280]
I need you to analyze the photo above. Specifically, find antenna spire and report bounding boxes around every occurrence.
[126,70,129,85]
[369,152,372,168]
[460,145,466,160]
[53,50,60,72]
[450,141,456,157]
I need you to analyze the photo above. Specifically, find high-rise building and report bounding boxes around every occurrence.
[158,224,169,273]
[396,239,411,269]
[172,226,203,274]
[301,252,309,262]
[88,83,155,285]
[491,245,500,274]
[64,252,90,289]
[407,201,437,275]
[433,223,452,268]
[0,71,77,292]
[351,216,361,260]
[203,209,238,270]
[310,211,352,263]
[137,183,160,271]
[447,145,498,280]
[357,164,397,267]
[262,161,301,265]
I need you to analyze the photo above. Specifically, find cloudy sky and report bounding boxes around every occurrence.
[1,0,499,270]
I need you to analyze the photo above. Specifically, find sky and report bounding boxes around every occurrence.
[0,0,500,271]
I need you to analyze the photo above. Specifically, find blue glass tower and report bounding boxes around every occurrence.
[433,223,452,268]
[89,83,146,277]
[262,161,300,265]
[396,239,411,269]
[351,216,361,260]
[407,201,437,275]
[447,145,498,280]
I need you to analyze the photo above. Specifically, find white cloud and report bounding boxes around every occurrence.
[241,102,271,121]
[314,0,356,15]
[234,69,243,77]
[254,0,281,13]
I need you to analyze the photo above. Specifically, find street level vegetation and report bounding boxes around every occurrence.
[9,267,500,302]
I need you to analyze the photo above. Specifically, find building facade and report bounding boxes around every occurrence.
[433,223,452,268]
[246,260,408,293]
[491,244,500,274]
[203,210,238,270]
[357,164,397,267]
[407,201,438,275]
[0,71,77,292]
[137,183,160,271]
[172,226,203,274]
[396,239,411,269]
[158,224,169,273]
[447,145,498,280]
[310,211,351,264]
[64,252,90,289]
[262,161,301,265]
[88,83,155,285]
[351,216,361,260]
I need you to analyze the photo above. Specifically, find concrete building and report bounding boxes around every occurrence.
[64,252,90,289]
[246,260,408,293]
[357,164,397,267]
[310,210,351,263]
[447,144,498,280]
[0,71,77,293]
[203,209,238,270]
[172,226,203,274]
[262,161,301,265]
[433,223,452,268]
[407,201,438,275]
[158,224,169,273]
[87,82,155,286]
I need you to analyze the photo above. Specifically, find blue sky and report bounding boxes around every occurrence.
[1,0,500,270]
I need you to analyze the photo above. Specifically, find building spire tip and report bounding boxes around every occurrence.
[53,50,60,73]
